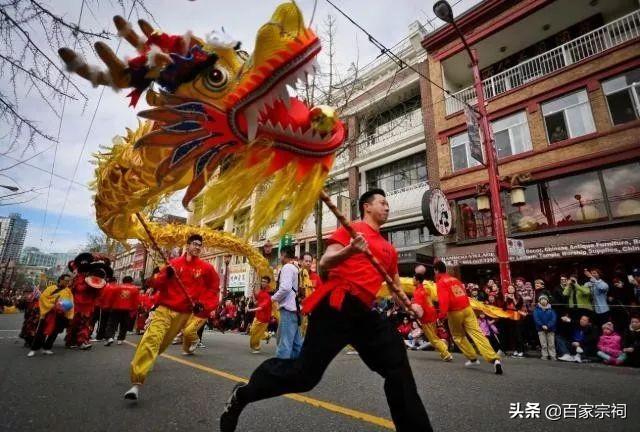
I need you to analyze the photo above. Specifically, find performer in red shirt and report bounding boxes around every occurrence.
[247,275,273,353]
[412,265,452,361]
[435,260,502,374]
[103,276,140,346]
[221,189,432,432]
[125,234,220,401]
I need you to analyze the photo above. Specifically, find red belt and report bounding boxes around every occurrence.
[302,282,375,314]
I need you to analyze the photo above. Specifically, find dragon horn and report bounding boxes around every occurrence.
[58,47,118,88]
[138,19,155,39]
[113,15,146,51]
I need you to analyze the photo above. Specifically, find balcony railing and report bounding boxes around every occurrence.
[355,108,424,161]
[445,9,640,115]
[331,148,350,172]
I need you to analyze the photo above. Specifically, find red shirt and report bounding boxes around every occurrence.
[224,303,238,319]
[98,283,117,309]
[139,292,158,311]
[255,290,272,323]
[412,282,438,324]
[108,283,140,311]
[397,322,412,338]
[436,273,470,318]
[302,221,398,313]
[71,275,101,315]
[153,255,220,317]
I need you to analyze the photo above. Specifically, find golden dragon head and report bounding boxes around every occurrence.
[61,2,345,239]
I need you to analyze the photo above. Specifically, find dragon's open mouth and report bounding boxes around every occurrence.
[228,10,344,157]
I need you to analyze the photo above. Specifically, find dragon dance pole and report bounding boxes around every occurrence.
[318,191,416,317]
[135,212,195,308]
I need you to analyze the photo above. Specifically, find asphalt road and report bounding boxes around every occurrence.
[0,313,638,432]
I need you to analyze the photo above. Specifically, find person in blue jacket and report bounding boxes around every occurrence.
[534,294,557,360]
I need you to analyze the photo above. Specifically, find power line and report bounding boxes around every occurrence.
[41,0,86,245]
[324,0,473,112]
[0,153,89,188]
[49,0,138,249]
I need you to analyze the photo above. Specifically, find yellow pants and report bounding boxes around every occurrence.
[447,306,499,363]
[130,306,191,384]
[249,318,269,351]
[421,322,452,360]
[182,315,207,353]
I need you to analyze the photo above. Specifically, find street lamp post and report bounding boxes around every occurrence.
[434,0,512,291]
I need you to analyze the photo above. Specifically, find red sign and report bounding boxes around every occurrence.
[132,244,146,271]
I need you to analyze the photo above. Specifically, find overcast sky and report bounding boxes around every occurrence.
[0,0,480,253]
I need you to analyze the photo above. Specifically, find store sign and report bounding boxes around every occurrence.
[507,238,525,257]
[442,238,640,266]
[228,271,246,288]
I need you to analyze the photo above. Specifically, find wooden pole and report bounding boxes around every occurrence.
[135,213,195,308]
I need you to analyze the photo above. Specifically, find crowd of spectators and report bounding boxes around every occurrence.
[387,266,640,368]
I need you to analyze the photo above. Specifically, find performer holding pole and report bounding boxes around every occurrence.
[125,231,220,401]
[221,189,432,432]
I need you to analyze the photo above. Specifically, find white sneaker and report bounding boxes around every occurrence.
[493,359,503,375]
[104,338,114,346]
[197,342,206,349]
[89,338,98,342]
[43,350,54,355]
[417,341,431,350]
[574,354,582,363]
[27,350,36,358]
[251,349,261,354]
[497,350,505,356]
[464,359,480,367]
[79,342,93,350]
[124,385,139,400]
[576,346,583,354]
[187,341,198,354]
[558,354,574,362]
[345,350,359,355]
[116,340,123,345]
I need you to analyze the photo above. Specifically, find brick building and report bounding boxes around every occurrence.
[421,0,640,283]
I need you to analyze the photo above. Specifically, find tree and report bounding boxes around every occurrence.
[0,0,152,152]
[85,231,122,256]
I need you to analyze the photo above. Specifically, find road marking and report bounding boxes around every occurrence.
[123,340,394,430]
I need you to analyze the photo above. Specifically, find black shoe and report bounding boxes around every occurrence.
[220,383,247,432]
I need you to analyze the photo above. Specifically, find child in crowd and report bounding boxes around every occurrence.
[596,321,625,365]
[478,312,503,355]
[533,294,557,360]
[404,321,429,350]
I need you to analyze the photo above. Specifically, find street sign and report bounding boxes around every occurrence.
[507,238,526,257]
[422,188,453,236]
[464,105,484,164]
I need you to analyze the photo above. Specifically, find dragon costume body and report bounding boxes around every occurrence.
[59,3,344,276]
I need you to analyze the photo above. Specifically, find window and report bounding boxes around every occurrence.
[602,68,640,125]
[456,198,493,240]
[541,90,595,143]
[325,179,348,197]
[366,153,427,192]
[233,209,250,238]
[491,111,532,158]
[546,172,607,225]
[602,162,640,219]
[450,132,481,172]
[384,226,429,247]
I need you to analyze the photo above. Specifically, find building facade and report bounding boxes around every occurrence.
[0,213,28,263]
[20,247,56,268]
[421,0,640,283]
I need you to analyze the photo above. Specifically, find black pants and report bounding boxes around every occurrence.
[96,309,111,340]
[197,321,205,340]
[104,310,130,341]
[237,295,432,432]
[31,316,67,351]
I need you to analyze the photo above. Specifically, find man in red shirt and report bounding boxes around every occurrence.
[435,260,503,374]
[125,234,220,401]
[103,276,140,346]
[221,189,432,432]
[247,275,273,353]
[411,265,452,361]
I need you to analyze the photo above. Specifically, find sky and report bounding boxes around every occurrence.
[0,0,480,253]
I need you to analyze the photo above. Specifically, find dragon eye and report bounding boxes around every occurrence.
[204,66,228,90]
